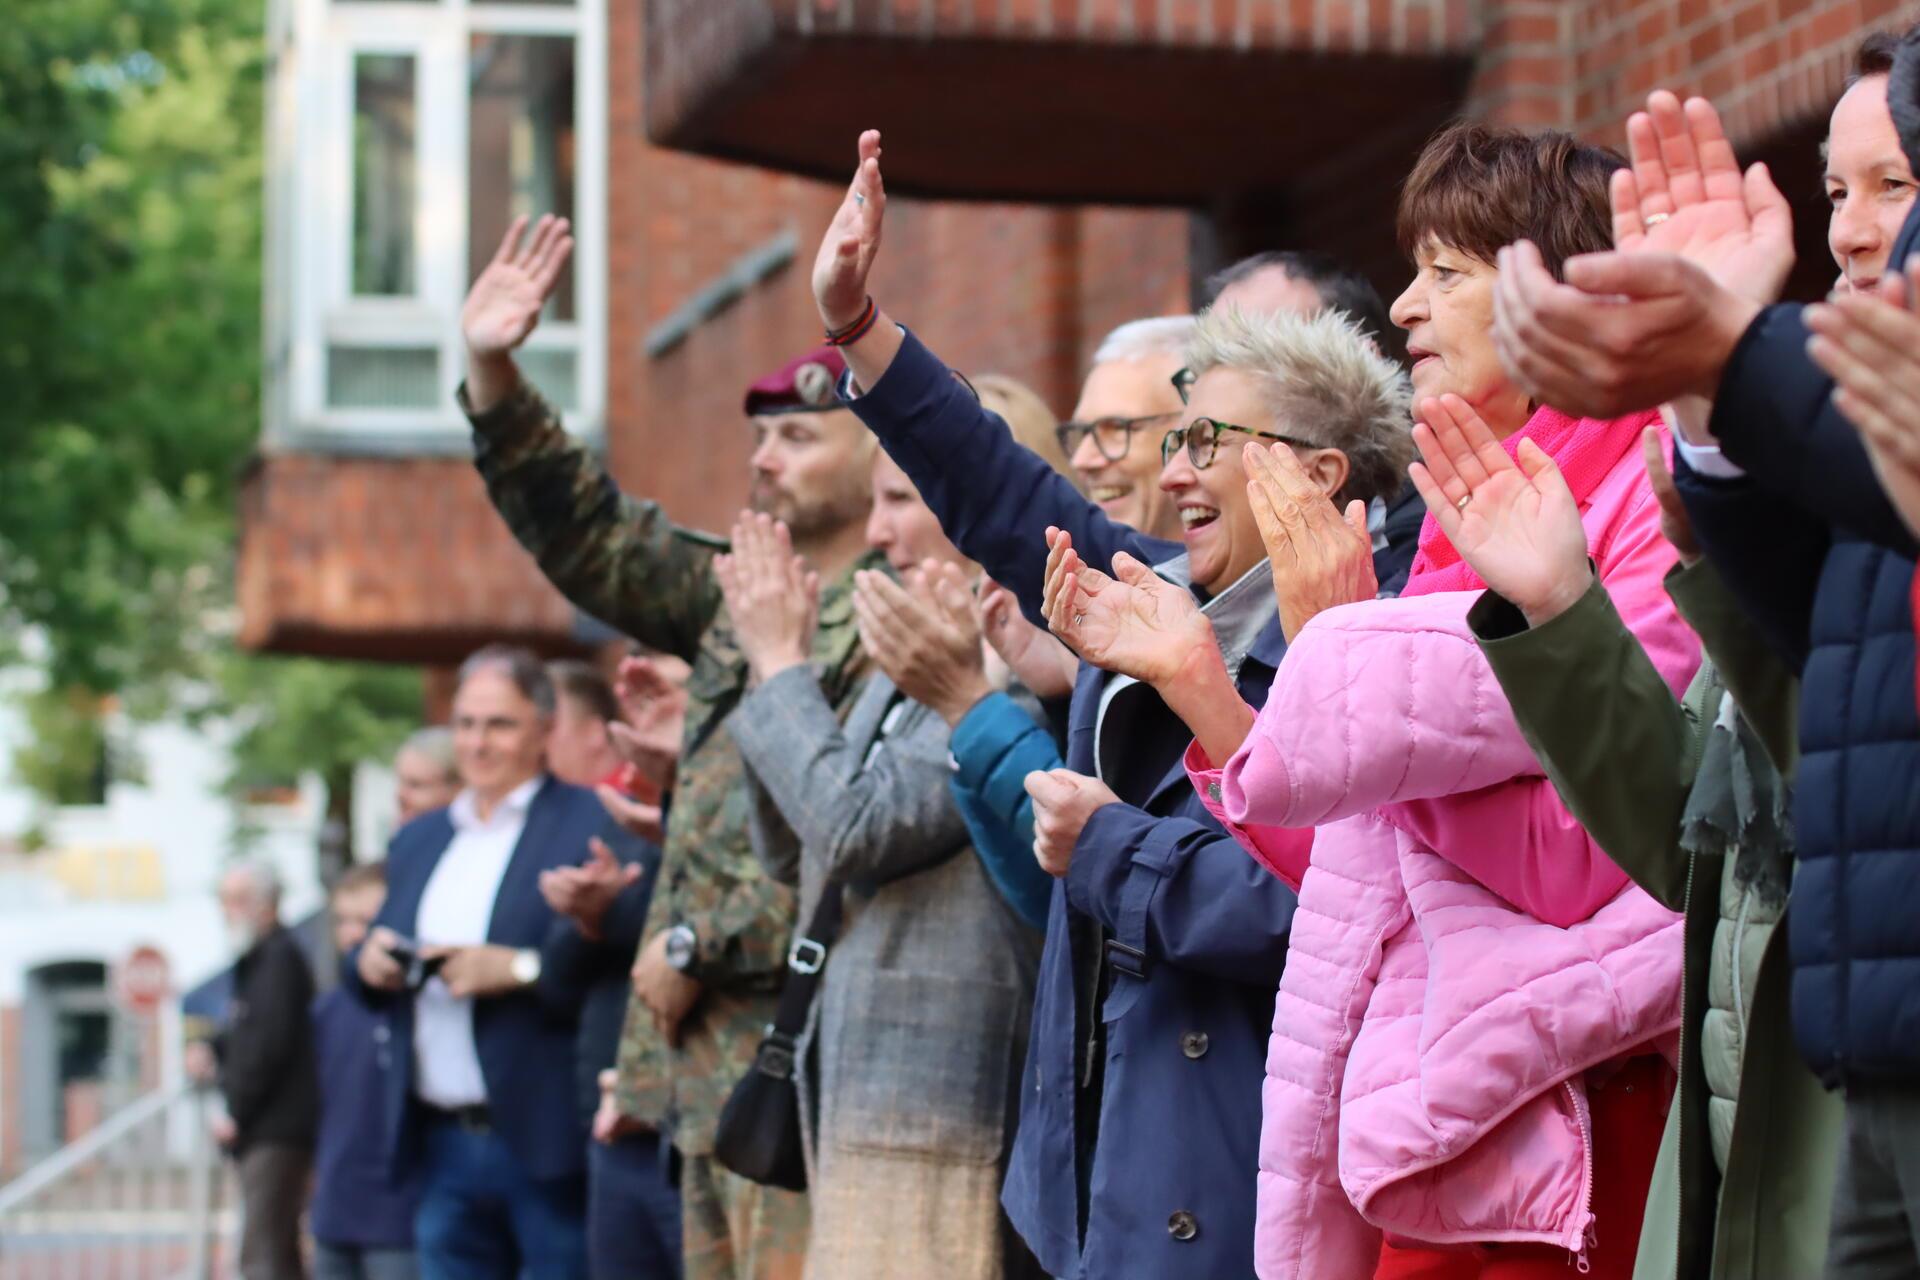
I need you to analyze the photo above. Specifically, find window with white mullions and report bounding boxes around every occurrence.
[272,0,603,441]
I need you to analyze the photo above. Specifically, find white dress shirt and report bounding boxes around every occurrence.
[411,775,541,1109]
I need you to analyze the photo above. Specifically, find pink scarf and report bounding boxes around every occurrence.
[1401,405,1663,597]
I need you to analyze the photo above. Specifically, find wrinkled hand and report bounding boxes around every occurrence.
[1408,395,1592,626]
[463,214,574,358]
[539,837,643,940]
[853,562,993,725]
[1806,258,1920,539]
[1243,443,1375,642]
[1491,240,1758,419]
[610,654,691,791]
[356,926,407,992]
[979,580,1078,698]
[427,944,522,1000]
[1611,91,1794,304]
[632,931,702,1048]
[1640,426,1702,565]
[714,513,820,684]
[595,785,665,843]
[1042,528,1212,688]
[812,130,887,332]
[1025,769,1120,877]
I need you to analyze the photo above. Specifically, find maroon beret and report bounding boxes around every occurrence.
[743,344,849,416]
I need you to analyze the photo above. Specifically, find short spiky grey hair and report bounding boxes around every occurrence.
[1092,316,1198,367]
[1184,305,1413,507]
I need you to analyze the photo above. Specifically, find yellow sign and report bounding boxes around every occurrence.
[49,845,167,901]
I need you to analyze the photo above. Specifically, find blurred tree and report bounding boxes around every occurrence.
[3,0,421,850]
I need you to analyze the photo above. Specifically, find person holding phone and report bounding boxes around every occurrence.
[346,646,606,1280]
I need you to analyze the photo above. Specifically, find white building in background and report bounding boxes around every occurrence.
[0,669,401,1176]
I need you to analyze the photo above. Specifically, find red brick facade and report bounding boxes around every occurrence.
[238,0,1920,663]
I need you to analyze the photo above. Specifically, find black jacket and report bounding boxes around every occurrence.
[218,923,319,1152]
[539,816,661,1128]
[1675,202,1920,1084]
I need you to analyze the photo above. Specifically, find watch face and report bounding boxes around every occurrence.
[665,926,696,971]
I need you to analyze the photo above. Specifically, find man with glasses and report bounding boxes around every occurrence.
[808,131,1414,1279]
[1055,317,1196,540]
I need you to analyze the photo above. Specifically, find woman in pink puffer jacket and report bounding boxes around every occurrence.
[1040,121,1698,1280]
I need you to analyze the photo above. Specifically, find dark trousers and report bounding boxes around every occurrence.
[1826,1085,1920,1279]
[414,1115,587,1280]
[313,1244,419,1280]
[587,1133,682,1280]
[239,1144,311,1280]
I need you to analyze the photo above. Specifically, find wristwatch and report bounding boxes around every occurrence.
[663,923,698,974]
[509,948,542,987]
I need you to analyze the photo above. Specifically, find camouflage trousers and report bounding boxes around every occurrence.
[679,1154,809,1280]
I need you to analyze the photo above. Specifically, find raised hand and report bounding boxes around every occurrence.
[713,512,821,684]
[853,561,993,726]
[1243,443,1376,642]
[1806,257,1920,538]
[1610,92,1794,304]
[812,130,887,333]
[610,654,691,791]
[539,836,643,939]
[463,214,574,358]
[1640,426,1702,565]
[979,579,1080,699]
[596,785,665,843]
[1042,527,1212,688]
[1408,394,1592,626]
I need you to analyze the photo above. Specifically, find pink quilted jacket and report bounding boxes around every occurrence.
[1188,444,1698,1278]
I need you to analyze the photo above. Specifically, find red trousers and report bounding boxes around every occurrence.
[1374,1056,1671,1280]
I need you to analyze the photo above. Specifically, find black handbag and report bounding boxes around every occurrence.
[712,884,843,1191]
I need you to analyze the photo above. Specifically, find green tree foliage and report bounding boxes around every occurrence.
[4,0,420,840]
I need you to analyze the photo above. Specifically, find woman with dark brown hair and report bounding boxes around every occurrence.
[1040,119,1701,1280]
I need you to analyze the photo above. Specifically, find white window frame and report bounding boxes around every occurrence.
[279,0,606,442]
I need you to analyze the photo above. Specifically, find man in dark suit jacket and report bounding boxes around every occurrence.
[345,646,602,1280]
[213,858,318,1280]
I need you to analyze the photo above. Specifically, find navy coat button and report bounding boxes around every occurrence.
[1181,1031,1209,1059]
[1168,1210,1198,1241]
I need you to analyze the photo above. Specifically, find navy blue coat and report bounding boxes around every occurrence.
[343,776,600,1183]
[310,986,418,1249]
[847,330,1300,1278]
[1676,213,1920,1085]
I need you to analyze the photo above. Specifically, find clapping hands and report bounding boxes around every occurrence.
[714,513,820,684]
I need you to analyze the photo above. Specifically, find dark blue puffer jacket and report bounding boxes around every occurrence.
[1676,219,1920,1084]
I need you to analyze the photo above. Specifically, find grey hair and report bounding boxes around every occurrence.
[1184,305,1414,507]
[225,856,283,906]
[1091,316,1199,367]
[399,726,457,778]
[457,644,557,718]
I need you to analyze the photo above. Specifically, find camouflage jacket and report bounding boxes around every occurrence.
[462,378,875,1154]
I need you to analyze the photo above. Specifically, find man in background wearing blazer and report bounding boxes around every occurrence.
[346,646,603,1280]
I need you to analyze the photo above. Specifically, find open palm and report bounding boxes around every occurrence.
[1047,547,1207,687]
[463,213,573,357]
[1612,92,1793,304]
[811,130,886,331]
[1409,395,1591,621]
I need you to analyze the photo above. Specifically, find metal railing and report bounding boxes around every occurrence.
[0,1085,234,1280]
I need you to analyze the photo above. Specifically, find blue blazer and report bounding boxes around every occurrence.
[1675,203,1920,1086]
[848,330,1297,1279]
[343,775,602,1184]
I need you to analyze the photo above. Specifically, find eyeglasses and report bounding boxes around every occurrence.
[1160,417,1319,469]
[1171,366,1197,404]
[1056,411,1182,463]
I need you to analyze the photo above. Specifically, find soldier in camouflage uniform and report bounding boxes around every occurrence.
[456,213,883,1280]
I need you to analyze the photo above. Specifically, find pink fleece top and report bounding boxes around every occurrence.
[1187,426,1698,1277]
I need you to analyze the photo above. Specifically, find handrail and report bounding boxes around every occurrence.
[0,1083,195,1213]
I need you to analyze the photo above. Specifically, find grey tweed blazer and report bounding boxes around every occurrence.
[729,665,1042,1280]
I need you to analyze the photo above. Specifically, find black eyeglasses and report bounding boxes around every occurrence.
[1161,417,1319,469]
[1171,366,1197,405]
[1056,411,1181,463]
